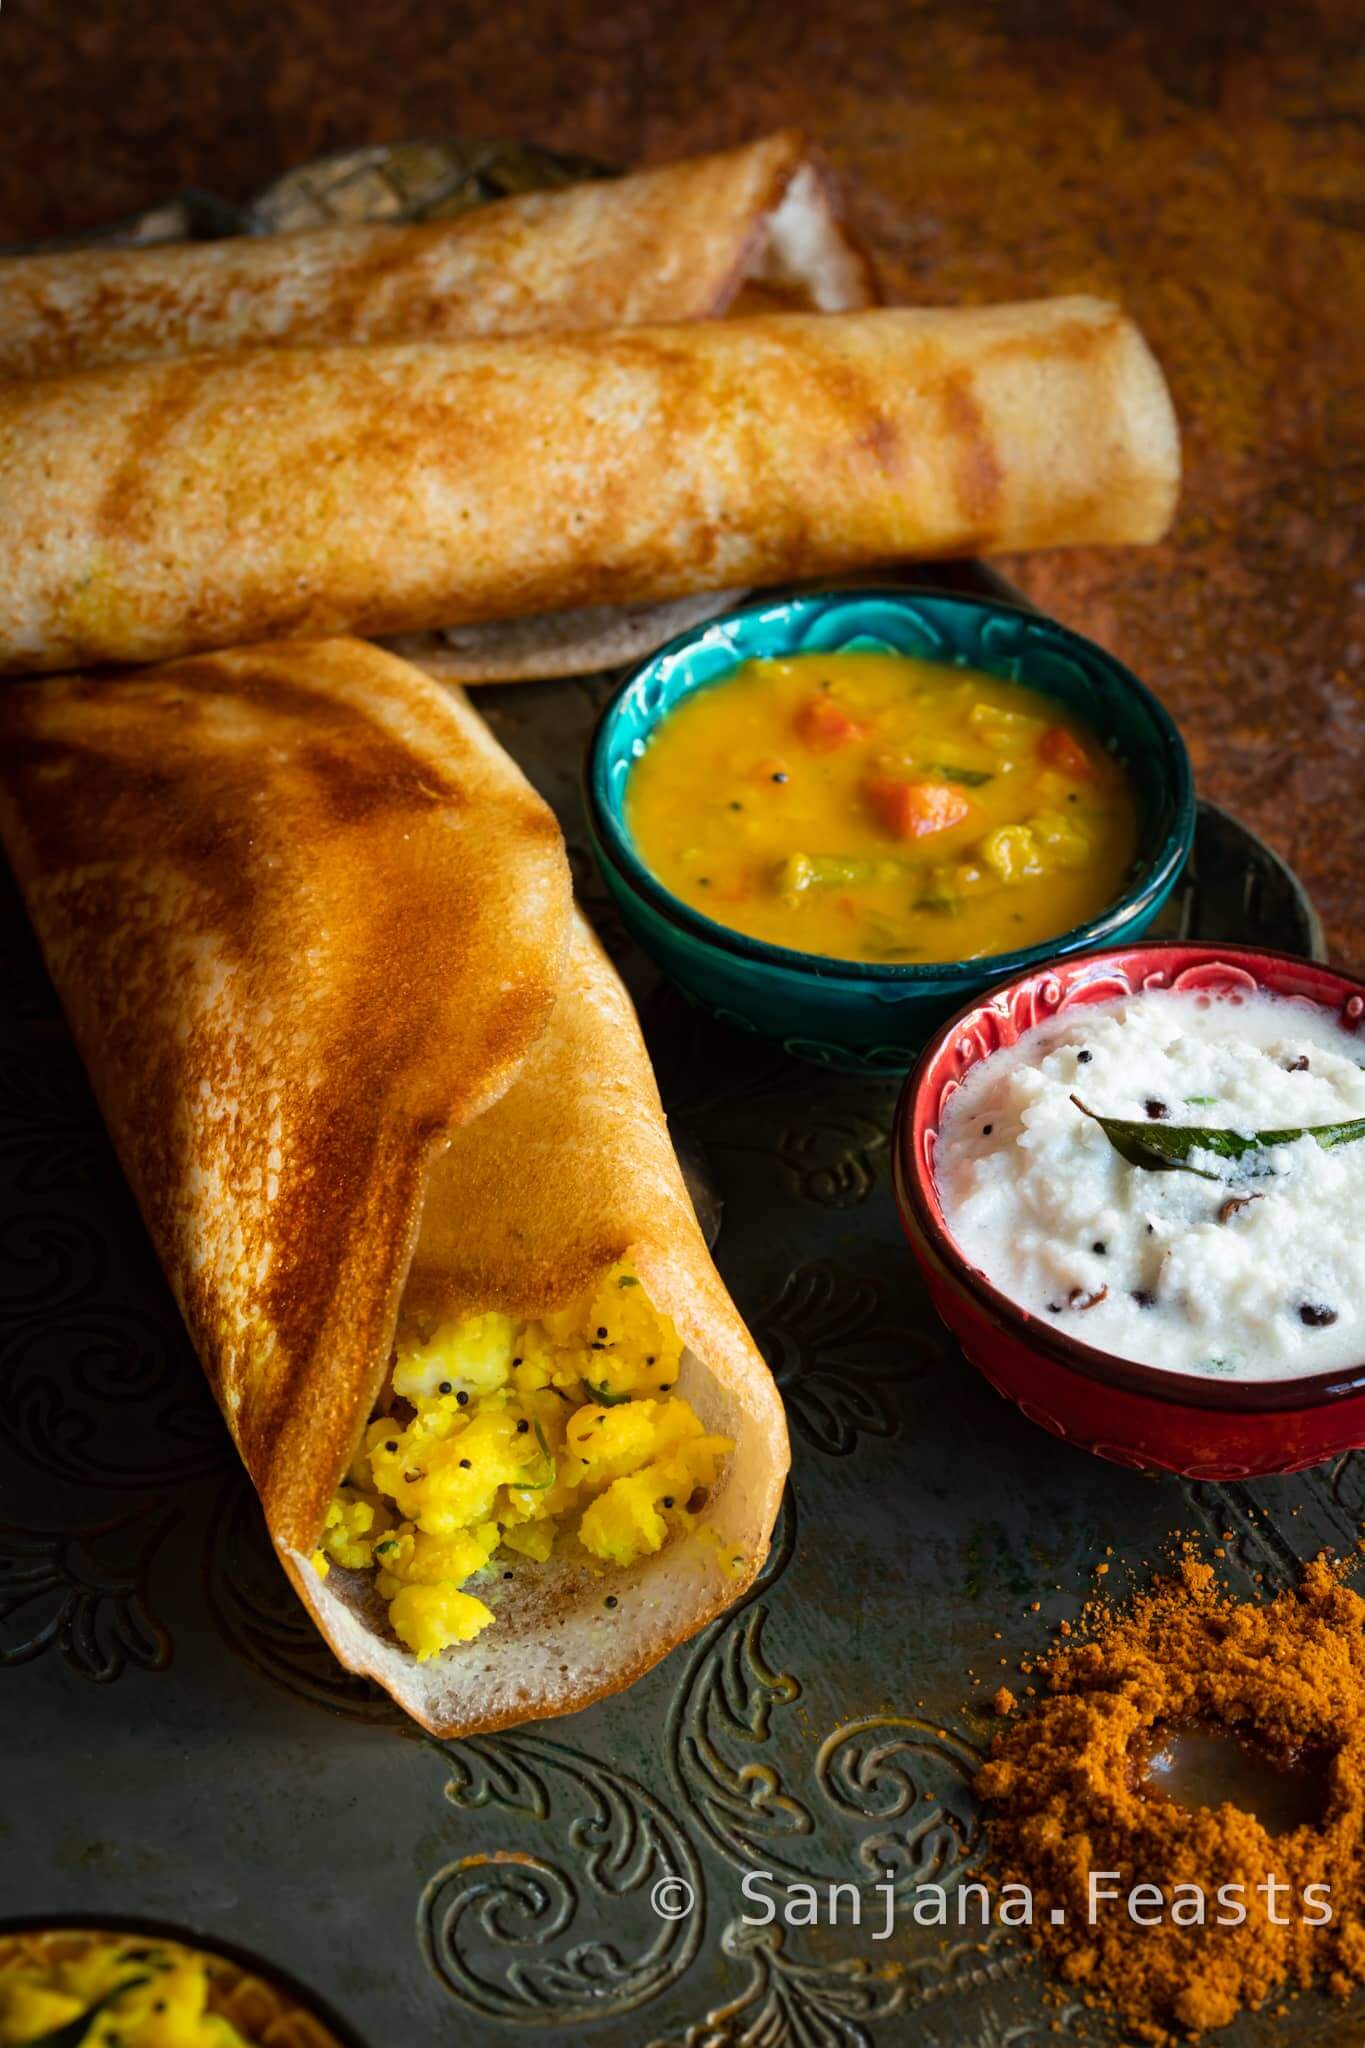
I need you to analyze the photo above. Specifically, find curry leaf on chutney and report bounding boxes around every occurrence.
[1071,1095,1365,1179]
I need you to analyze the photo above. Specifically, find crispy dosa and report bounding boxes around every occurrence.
[291,906,788,1732]
[0,637,787,1735]
[0,131,875,381]
[0,298,1179,677]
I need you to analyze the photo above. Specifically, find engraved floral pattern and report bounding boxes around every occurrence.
[705,1104,894,1210]
[202,1471,402,1724]
[0,1299,229,1487]
[750,1260,945,1456]
[646,1920,1026,2048]
[0,1504,175,1680]
[672,1592,988,1898]
[421,1731,704,2023]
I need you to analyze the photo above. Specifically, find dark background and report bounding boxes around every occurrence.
[2,0,1361,959]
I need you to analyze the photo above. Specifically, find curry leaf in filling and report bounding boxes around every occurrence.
[28,1981,152,2048]
[513,1420,558,1490]
[584,1378,633,1406]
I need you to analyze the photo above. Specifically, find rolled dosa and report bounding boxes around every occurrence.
[0,298,1179,677]
[0,130,876,381]
[0,637,788,1734]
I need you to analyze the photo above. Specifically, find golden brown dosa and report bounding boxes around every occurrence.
[0,131,875,380]
[0,298,1179,677]
[0,636,787,1735]
[288,906,789,1733]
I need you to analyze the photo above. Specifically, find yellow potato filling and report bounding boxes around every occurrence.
[0,1937,249,2046]
[312,1264,732,1661]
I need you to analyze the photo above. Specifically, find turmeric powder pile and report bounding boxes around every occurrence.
[976,1555,1365,2043]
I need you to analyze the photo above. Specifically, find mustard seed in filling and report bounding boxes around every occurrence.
[311,1263,732,1660]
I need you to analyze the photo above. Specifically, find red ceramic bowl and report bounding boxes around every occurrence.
[892,942,1365,1479]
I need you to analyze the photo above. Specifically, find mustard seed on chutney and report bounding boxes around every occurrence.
[625,650,1139,964]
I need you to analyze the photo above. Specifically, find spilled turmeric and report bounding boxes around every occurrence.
[976,1555,1365,2043]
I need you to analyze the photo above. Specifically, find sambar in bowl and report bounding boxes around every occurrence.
[585,588,1195,1071]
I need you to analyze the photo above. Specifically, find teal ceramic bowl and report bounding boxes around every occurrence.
[584,588,1196,1072]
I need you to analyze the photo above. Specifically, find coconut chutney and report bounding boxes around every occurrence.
[936,988,1365,1379]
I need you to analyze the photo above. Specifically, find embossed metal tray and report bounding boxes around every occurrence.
[1,144,1354,2048]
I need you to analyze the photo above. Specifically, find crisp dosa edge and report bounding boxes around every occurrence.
[0,637,573,1551]
[0,298,1180,676]
[282,908,790,1737]
[0,130,877,380]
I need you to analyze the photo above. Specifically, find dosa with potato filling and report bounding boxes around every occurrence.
[0,130,875,380]
[0,297,1179,676]
[0,637,788,1735]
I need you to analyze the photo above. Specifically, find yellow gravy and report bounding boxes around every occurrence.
[626,650,1139,964]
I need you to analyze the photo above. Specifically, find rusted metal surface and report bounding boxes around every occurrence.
[0,3,1360,957]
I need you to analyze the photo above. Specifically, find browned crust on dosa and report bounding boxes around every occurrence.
[0,130,877,379]
[0,638,572,1547]
[0,298,1179,675]
[280,910,789,1736]
[0,638,789,1733]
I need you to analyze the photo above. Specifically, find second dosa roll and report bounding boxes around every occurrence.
[0,132,876,379]
[0,297,1179,675]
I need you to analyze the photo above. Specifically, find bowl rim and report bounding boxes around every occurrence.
[892,938,1365,1414]
[0,1911,369,2048]
[585,585,1196,987]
